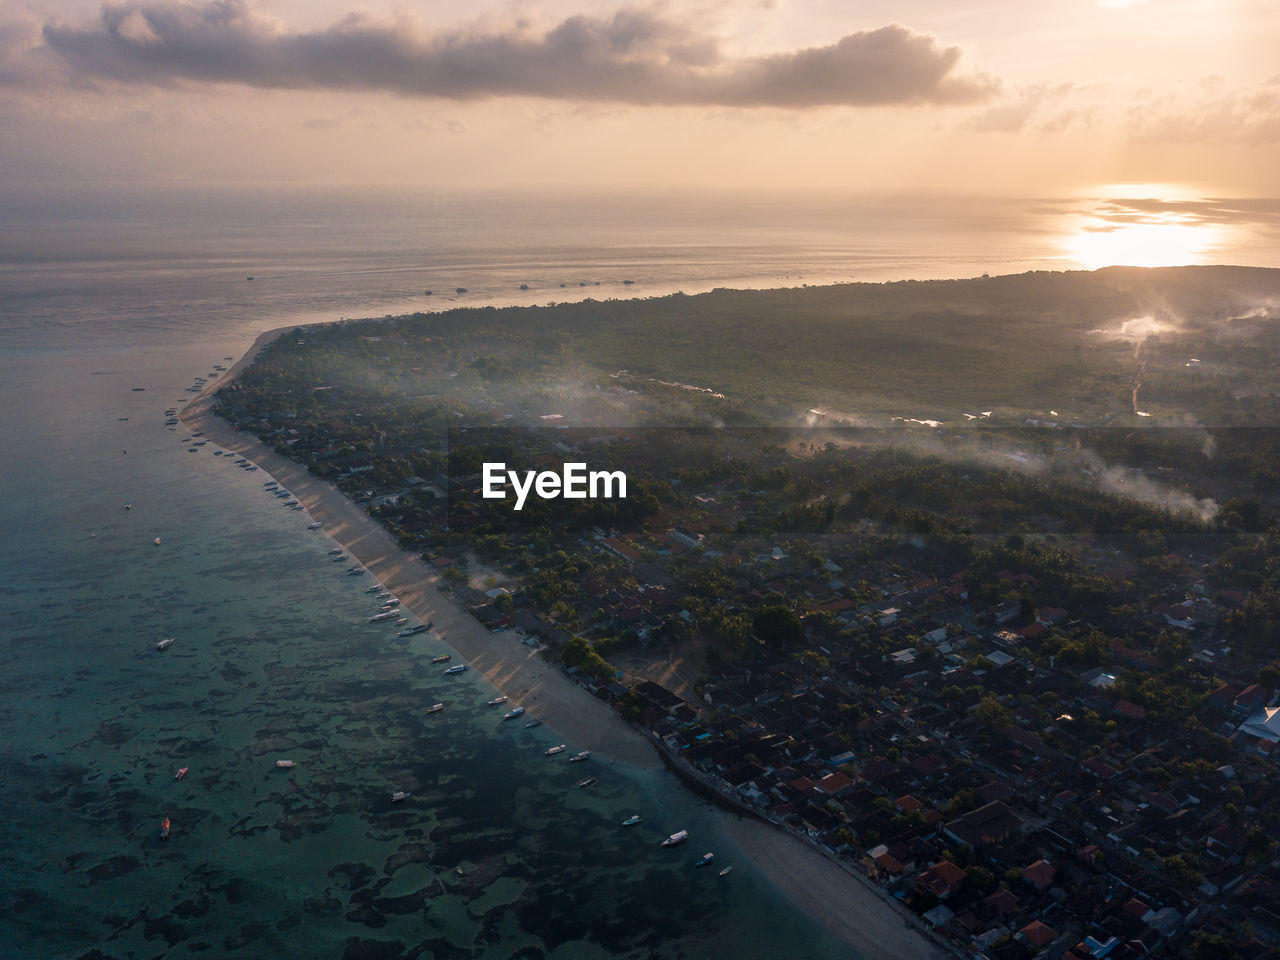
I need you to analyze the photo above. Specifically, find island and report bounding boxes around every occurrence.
[192,266,1280,960]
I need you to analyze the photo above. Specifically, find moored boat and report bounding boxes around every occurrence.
[487,695,508,706]
[694,852,715,868]
[275,760,295,769]
[524,718,542,729]
[576,776,598,788]
[719,865,734,877]
[660,829,688,847]
[621,815,642,826]
[398,624,430,637]
[568,750,590,762]
[431,654,452,663]
[545,744,567,756]
[503,706,526,720]
[328,548,344,555]
[307,521,323,529]
[368,611,397,622]
[444,664,468,675]
[391,791,410,802]
[426,703,444,714]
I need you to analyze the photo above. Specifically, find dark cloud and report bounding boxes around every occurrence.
[19,1,997,108]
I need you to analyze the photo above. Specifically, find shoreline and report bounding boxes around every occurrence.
[181,317,953,960]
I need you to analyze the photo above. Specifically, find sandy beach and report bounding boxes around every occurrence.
[181,324,954,960]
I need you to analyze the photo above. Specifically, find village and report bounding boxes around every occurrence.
[216,337,1280,960]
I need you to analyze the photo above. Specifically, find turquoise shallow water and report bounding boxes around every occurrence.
[0,322,856,955]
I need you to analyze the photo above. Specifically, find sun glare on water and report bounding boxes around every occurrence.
[1064,218,1222,270]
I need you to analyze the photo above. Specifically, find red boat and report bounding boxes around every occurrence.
[175,767,188,780]
[159,818,171,840]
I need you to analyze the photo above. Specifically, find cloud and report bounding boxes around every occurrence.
[965,82,1072,133]
[1126,75,1280,143]
[15,1,997,108]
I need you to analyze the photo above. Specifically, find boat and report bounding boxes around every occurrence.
[365,585,383,593]
[159,817,170,840]
[307,521,323,529]
[524,718,542,729]
[398,624,430,637]
[621,815,642,826]
[719,865,734,877]
[431,654,452,663]
[380,598,400,607]
[487,695,509,706]
[660,830,688,847]
[348,567,365,576]
[568,750,590,762]
[175,766,188,780]
[502,706,526,720]
[576,776,598,788]
[369,612,397,623]
[391,791,410,802]
[694,852,715,868]
[275,760,295,769]
[444,664,468,675]
[156,637,175,650]
[284,499,299,507]
[331,554,347,563]
[426,703,444,714]
[328,548,344,556]
[394,617,409,626]
[124,502,131,510]
[153,537,162,546]
[545,744,567,756]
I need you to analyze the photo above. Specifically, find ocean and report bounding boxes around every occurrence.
[0,184,1265,959]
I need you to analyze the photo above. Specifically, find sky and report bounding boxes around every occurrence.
[1,0,1278,198]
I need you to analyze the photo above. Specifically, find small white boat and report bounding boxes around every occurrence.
[366,585,383,594]
[275,760,295,769]
[621,815,642,826]
[568,750,590,763]
[426,703,444,714]
[719,865,734,877]
[348,567,365,576]
[432,654,452,663]
[153,537,162,546]
[155,637,175,651]
[487,695,509,706]
[380,598,400,607]
[395,617,409,625]
[328,548,344,555]
[545,744,567,756]
[369,611,397,622]
[503,706,526,720]
[576,776,598,788]
[331,554,347,563]
[444,664,468,675]
[391,791,410,802]
[660,830,688,847]
[307,521,323,529]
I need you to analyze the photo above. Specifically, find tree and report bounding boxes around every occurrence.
[752,604,804,648]
[975,694,1012,729]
